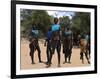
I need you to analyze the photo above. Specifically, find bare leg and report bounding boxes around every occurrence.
[80,52,84,64]
[57,45,61,67]
[68,50,72,64]
[30,52,35,64]
[36,45,42,63]
[63,53,67,64]
[85,52,90,64]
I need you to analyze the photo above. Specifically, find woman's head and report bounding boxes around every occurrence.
[32,21,36,26]
[54,18,59,24]
[67,27,70,30]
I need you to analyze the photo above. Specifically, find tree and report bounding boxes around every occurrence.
[20,9,51,38]
[32,10,51,33]
[72,12,90,35]
[59,16,70,28]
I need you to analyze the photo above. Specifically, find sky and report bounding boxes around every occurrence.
[47,11,75,19]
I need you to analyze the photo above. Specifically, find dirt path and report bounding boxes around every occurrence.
[21,39,90,70]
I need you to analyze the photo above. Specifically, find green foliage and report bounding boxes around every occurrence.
[72,12,90,35]
[59,16,70,28]
[20,9,52,38]
[20,9,90,39]
[32,10,51,33]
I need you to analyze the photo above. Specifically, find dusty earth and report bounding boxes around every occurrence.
[21,39,90,70]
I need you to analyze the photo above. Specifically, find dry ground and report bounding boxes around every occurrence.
[21,39,90,70]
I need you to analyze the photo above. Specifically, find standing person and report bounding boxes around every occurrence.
[47,18,61,67]
[29,23,42,64]
[79,33,90,64]
[62,27,73,64]
[44,27,52,66]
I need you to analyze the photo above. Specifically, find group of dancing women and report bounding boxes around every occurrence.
[29,17,90,68]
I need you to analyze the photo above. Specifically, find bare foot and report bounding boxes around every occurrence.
[46,64,51,68]
[63,61,67,64]
[58,64,61,67]
[31,62,35,64]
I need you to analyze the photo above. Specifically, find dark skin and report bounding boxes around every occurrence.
[29,39,36,64]
[30,23,42,64]
[46,18,61,67]
[29,38,42,64]
[62,27,73,64]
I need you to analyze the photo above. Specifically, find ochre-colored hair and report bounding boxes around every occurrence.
[54,18,59,24]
